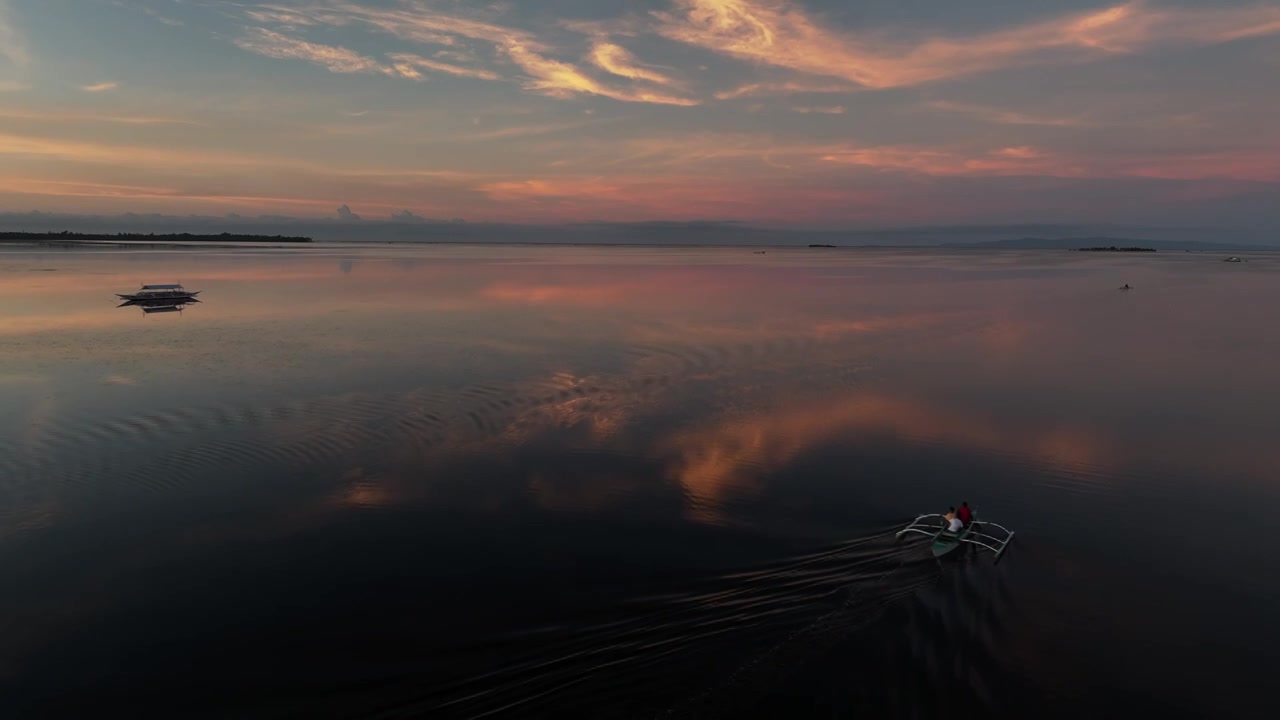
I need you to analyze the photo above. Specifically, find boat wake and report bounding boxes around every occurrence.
[327,529,1017,720]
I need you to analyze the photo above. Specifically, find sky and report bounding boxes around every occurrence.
[1,0,1278,230]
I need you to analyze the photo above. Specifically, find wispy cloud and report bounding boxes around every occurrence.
[792,105,845,114]
[237,2,698,106]
[655,0,1280,89]
[244,8,319,27]
[386,52,500,80]
[0,80,26,91]
[558,132,1280,183]
[233,27,401,77]
[926,100,1086,127]
[819,143,1280,182]
[80,81,120,92]
[140,5,183,27]
[0,108,199,125]
[461,120,599,142]
[506,41,698,106]
[321,0,538,48]
[0,0,29,67]
[714,81,857,100]
[590,42,678,86]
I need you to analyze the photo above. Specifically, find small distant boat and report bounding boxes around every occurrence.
[1224,256,1243,263]
[897,513,1015,561]
[116,283,200,301]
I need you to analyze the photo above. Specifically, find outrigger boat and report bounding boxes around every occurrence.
[116,283,200,302]
[896,513,1015,561]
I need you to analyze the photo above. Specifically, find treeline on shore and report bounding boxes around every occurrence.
[0,231,313,243]
[1072,246,1156,252]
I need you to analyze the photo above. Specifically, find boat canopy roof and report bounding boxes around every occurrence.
[141,284,184,289]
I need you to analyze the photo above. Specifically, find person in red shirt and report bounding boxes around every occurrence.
[957,501,973,526]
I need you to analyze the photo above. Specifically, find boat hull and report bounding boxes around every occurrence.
[931,523,973,557]
[116,291,199,301]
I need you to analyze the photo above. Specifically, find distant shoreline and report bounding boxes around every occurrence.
[1072,246,1156,252]
[0,231,313,244]
[1,231,1275,253]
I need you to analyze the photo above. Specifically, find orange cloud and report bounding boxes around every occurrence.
[506,41,698,106]
[655,0,1280,89]
[242,3,699,106]
[0,132,296,169]
[590,42,679,86]
[80,81,119,92]
[386,52,500,80]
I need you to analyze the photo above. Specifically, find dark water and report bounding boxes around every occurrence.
[1,244,1277,718]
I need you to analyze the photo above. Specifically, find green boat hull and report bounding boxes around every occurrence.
[931,523,974,557]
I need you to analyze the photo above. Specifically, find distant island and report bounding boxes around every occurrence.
[0,231,313,243]
[943,236,1269,251]
[1073,246,1156,252]
[808,243,837,248]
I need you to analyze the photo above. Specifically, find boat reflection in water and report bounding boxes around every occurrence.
[116,297,201,315]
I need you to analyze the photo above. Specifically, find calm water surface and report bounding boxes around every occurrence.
[1,244,1277,718]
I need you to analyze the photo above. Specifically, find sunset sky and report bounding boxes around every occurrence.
[1,0,1278,228]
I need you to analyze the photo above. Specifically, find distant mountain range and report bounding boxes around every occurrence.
[943,237,1275,251]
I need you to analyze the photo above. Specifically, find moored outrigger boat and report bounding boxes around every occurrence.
[116,297,200,314]
[116,283,200,302]
[896,513,1015,561]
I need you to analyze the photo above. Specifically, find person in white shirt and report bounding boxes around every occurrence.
[948,516,964,533]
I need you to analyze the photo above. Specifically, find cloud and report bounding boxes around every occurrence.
[0,0,27,67]
[0,80,26,91]
[566,132,1280,183]
[506,41,698,106]
[817,143,1280,182]
[320,0,538,48]
[792,105,845,114]
[244,9,319,27]
[239,2,697,106]
[336,204,361,221]
[994,146,1041,159]
[386,52,500,80]
[139,5,183,27]
[714,80,858,100]
[79,82,120,92]
[654,0,1280,89]
[390,209,427,222]
[461,120,598,141]
[234,27,388,75]
[925,100,1086,127]
[590,42,678,86]
[0,108,200,125]
[101,374,139,386]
